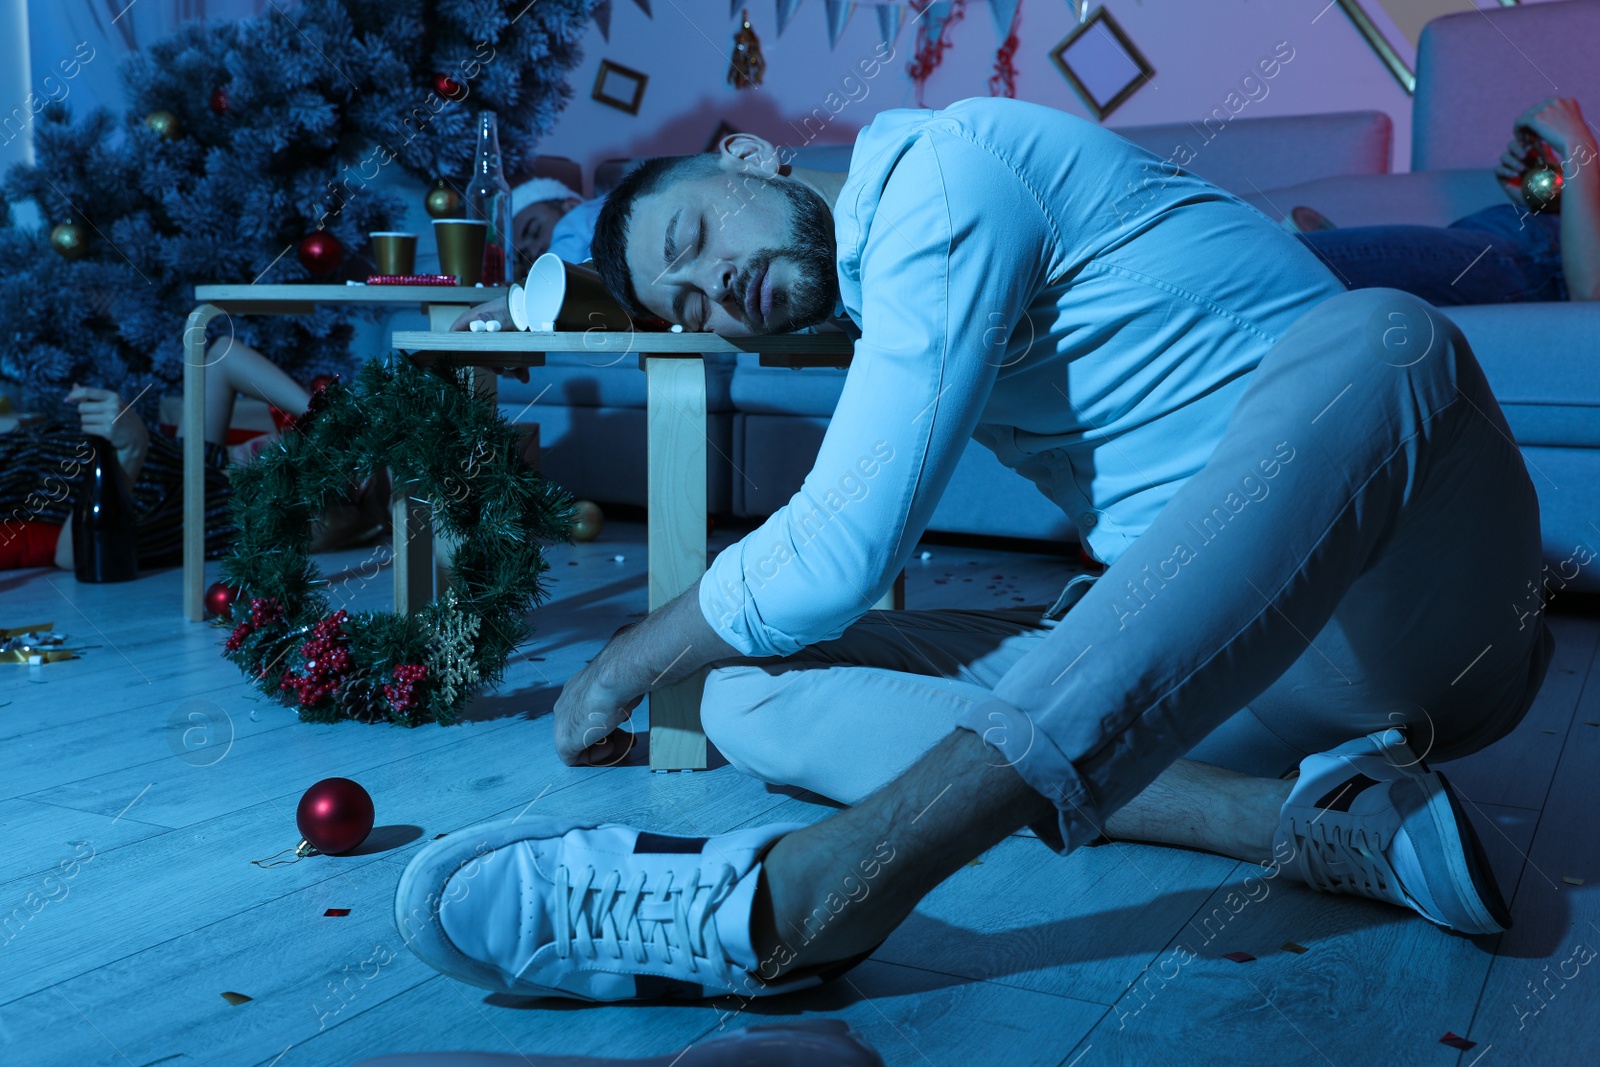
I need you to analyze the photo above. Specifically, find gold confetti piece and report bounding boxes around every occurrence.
[1584,721,1600,727]
[1563,877,1584,886]
[220,991,252,1006]
[433,833,448,839]
[1281,941,1308,954]
[965,859,984,867]
[1541,729,1558,734]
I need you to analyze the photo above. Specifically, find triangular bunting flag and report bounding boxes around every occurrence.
[593,0,612,39]
[631,0,651,15]
[731,0,743,17]
[824,0,855,48]
[989,0,1021,39]
[876,2,904,47]
[775,0,805,37]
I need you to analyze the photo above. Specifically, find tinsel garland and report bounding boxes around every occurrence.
[988,0,1022,100]
[219,359,574,727]
[907,0,970,107]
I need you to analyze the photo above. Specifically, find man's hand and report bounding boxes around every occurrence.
[449,295,529,382]
[552,654,644,766]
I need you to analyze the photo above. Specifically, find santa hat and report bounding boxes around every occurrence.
[511,176,582,218]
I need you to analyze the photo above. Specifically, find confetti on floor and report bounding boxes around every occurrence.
[434,832,448,839]
[1438,1032,1476,1051]
[1542,728,1558,734]
[1585,721,1600,727]
[1222,951,1256,963]
[220,992,252,1006]
[324,908,350,917]
[1563,876,1585,886]
[1281,942,1308,954]
[965,859,984,867]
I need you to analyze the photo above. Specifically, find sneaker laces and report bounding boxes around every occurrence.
[1285,815,1406,905]
[552,862,739,986]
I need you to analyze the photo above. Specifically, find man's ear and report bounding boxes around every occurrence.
[715,132,782,178]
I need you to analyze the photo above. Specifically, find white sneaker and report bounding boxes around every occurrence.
[393,816,867,1001]
[1273,728,1512,935]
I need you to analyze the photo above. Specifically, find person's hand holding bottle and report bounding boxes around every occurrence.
[65,385,150,478]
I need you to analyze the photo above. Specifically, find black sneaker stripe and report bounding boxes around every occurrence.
[633,831,708,854]
[1314,773,1381,813]
[634,974,703,999]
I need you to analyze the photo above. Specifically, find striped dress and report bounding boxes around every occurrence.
[0,419,237,566]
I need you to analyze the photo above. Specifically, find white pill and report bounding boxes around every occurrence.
[485,320,502,332]
[670,324,684,333]
[469,319,485,332]
[920,550,933,561]
[613,554,626,563]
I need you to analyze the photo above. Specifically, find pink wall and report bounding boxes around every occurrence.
[539,0,1563,190]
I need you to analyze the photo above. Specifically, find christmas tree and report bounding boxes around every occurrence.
[0,0,597,417]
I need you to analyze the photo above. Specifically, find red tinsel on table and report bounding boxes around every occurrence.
[908,0,970,107]
[385,663,430,715]
[988,0,1022,99]
[281,610,353,707]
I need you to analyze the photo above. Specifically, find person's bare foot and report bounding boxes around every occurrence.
[1291,205,1338,233]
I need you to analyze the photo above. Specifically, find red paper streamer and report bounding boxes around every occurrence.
[907,0,970,107]
[987,0,1022,99]
[1222,951,1256,963]
[324,908,351,916]
[1439,1033,1476,1051]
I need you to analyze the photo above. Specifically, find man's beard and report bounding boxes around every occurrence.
[736,177,840,335]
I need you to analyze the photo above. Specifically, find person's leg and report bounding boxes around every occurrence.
[186,338,311,445]
[1296,224,1545,305]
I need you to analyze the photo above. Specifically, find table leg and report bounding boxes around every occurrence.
[182,304,225,622]
[391,479,434,614]
[645,354,708,771]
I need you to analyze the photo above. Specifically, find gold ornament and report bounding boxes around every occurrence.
[425,179,465,219]
[144,110,182,139]
[570,500,604,542]
[50,222,89,260]
[728,9,765,90]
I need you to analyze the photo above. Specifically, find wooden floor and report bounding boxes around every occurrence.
[3,521,1597,1067]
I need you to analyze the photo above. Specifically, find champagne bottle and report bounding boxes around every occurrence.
[72,435,139,583]
[465,111,515,285]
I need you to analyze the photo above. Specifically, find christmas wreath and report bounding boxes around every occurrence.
[219,359,573,726]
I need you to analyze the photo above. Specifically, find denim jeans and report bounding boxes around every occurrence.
[1297,203,1568,305]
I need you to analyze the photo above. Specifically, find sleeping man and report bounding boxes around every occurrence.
[397,97,1555,1003]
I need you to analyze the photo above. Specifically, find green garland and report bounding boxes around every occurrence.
[219,359,574,726]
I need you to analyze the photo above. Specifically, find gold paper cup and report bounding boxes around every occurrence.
[370,232,417,276]
[433,219,488,287]
[519,252,635,332]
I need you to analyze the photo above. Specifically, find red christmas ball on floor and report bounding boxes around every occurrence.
[204,581,241,621]
[296,777,374,855]
[298,232,344,275]
[431,73,465,100]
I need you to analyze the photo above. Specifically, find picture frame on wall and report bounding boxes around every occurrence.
[592,59,648,115]
[704,121,740,153]
[1047,6,1155,123]
[1336,0,1519,95]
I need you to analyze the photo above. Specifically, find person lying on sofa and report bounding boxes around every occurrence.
[509,176,604,268]
[1291,96,1599,304]
[395,97,1554,1006]
[0,342,386,571]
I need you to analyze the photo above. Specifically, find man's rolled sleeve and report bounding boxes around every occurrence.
[700,131,1051,657]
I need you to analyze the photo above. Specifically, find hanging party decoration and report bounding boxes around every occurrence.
[49,222,89,261]
[775,0,805,37]
[425,178,465,219]
[144,109,182,139]
[728,9,767,89]
[908,0,970,106]
[593,0,613,39]
[987,0,1022,98]
[877,3,905,47]
[824,1,855,49]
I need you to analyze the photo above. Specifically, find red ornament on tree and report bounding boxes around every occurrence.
[298,232,344,275]
[295,777,375,855]
[210,86,230,115]
[431,73,466,101]
[204,581,241,621]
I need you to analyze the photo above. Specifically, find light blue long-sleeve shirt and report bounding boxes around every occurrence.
[701,97,1346,658]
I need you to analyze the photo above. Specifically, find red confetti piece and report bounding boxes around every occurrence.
[324,908,350,917]
[1222,951,1256,963]
[1439,1032,1475,1051]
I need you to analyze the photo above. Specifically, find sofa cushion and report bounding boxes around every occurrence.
[496,352,737,411]
[1442,304,1600,449]
[1415,0,1600,171]
[729,359,848,417]
[1112,110,1392,195]
[1238,169,1507,231]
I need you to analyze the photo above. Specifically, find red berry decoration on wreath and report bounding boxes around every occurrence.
[297,231,344,275]
[225,596,285,652]
[281,610,353,708]
[385,663,430,716]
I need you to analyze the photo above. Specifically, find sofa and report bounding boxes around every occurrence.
[489,0,1600,591]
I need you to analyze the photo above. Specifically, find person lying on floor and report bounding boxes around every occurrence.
[0,341,387,571]
[396,97,1554,1004]
[1291,96,1599,304]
